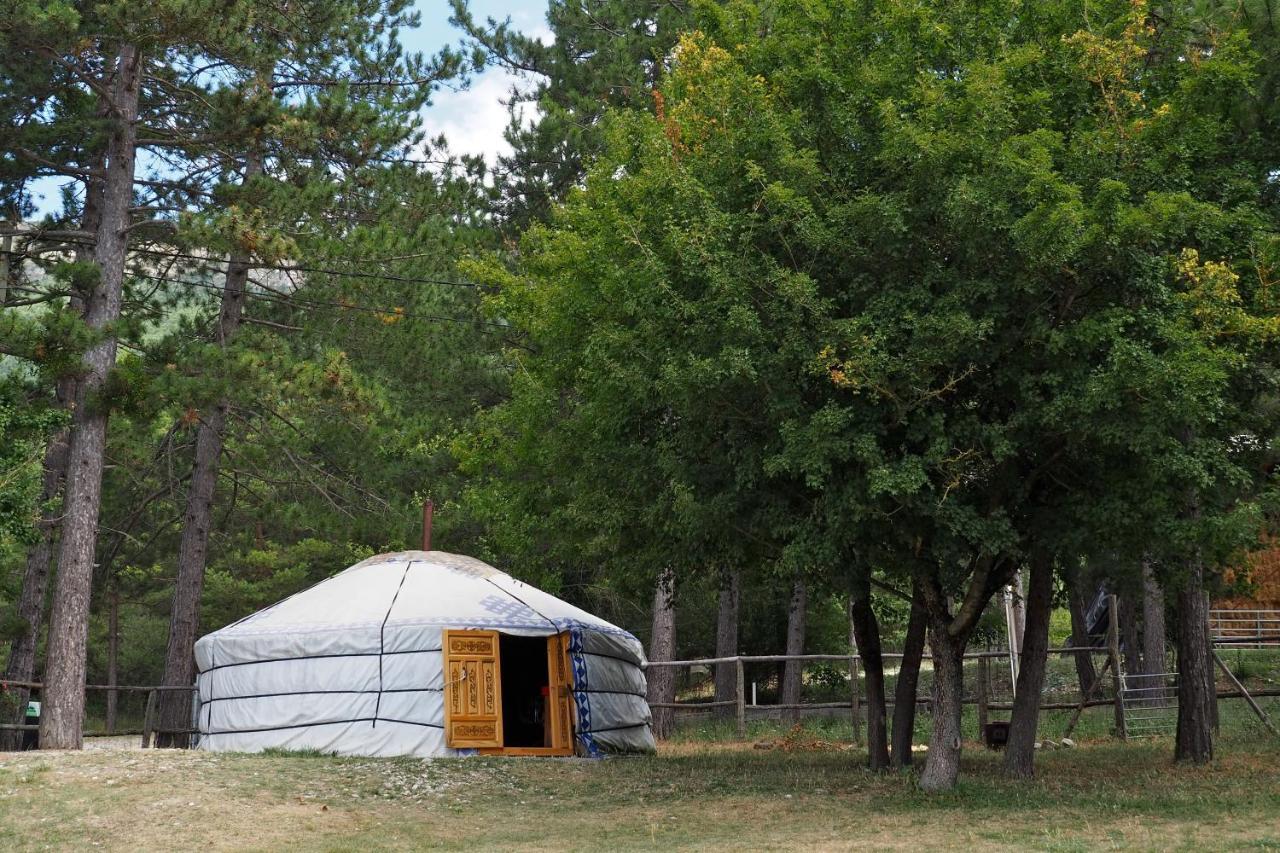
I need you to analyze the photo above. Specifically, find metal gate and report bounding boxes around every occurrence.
[1120,671,1178,738]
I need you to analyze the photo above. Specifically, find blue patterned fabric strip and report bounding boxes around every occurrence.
[568,628,603,758]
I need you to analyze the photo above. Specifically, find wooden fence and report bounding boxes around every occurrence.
[5,594,1277,751]
[645,645,1115,742]
[0,680,198,747]
[645,594,1280,742]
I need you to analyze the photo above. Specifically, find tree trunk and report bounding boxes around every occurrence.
[646,567,677,740]
[848,574,888,769]
[1119,593,1142,677]
[891,581,927,768]
[712,569,740,718]
[780,577,807,725]
[1,149,101,751]
[919,623,965,792]
[1004,553,1054,779]
[1141,560,1166,677]
[1065,563,1098,697]
[1175,556,1214,764]
[156,153,260,747]
[1011,568,1026,657]
[40,45,141,750]
[0,398,71,750]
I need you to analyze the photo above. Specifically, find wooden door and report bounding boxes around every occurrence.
[547,633,576,753]
[443,629,503,748]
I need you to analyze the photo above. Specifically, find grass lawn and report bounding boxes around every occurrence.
[2,707,1280,852]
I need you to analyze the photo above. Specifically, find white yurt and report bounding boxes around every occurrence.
[193,551,654,757]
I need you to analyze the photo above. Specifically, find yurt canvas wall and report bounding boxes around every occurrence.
[193,551,655,757]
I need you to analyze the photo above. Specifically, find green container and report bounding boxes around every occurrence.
[22,701,39,750]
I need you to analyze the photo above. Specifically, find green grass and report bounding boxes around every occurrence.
[2,709,1279,851]
[1225,649,1280,683]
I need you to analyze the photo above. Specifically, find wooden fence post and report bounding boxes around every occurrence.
[735,657,746,740]
[1063,655,1111,740]
[1107,594,1127,739]
[977,653,990,743]
[849,655,861,745]
[141,689,157,749]
[106,588,118,735]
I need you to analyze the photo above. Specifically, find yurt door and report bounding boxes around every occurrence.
[547,633,575,752]
[442,629,504,748]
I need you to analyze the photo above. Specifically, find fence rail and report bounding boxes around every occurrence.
[645,597,1280,744]
[1210,609,1280,648]
[644,638,1124,742]
[1,680,198,749]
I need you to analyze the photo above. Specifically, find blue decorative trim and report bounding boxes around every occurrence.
[568,628,602,758]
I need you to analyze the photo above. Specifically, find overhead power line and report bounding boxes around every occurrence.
[124,272,511,330]
[8,232,502,291]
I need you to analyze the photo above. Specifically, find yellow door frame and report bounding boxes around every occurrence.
[444,629,576,756]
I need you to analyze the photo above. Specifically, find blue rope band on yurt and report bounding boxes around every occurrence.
[568,627,603,758]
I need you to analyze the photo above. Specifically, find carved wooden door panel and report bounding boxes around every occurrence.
[442,629,504,748]
[547,633,576,752]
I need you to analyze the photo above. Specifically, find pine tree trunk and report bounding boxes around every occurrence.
[780,578,807,725]
[919,624,965,792]
[40,45,142,750]
[849,576,889,770]
[712,569,740,718]
[1065,564,1098,696]
[891,582,927,768]
[1,154,100,751]
[0,401,71,750]
[1175,558,1214,764]
[1119,593,1142,677]
[1141,561,1166,678]
[1004,553,1054,779]
[646,567,677,739]
[156,155,259,747]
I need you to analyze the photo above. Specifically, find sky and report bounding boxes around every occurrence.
[407,0,552,162]
[26,0,547,217]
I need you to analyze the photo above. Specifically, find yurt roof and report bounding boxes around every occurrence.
[200,550,635,644]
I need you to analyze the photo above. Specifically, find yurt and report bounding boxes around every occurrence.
[193,551,655,757]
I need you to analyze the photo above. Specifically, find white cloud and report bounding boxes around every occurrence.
[421,23,553,165]
[425,67,525,163]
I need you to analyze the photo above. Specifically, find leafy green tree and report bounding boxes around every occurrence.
[704,0,1280,783]
[466,0,1278,791]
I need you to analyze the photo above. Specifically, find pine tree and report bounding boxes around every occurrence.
[449,0,693,228]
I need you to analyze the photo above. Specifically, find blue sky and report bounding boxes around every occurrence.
[407,0,551,161]
[27,0,546,217]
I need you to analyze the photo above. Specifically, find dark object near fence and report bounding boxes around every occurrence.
[22,702,38,750]
[984,721,1010,749]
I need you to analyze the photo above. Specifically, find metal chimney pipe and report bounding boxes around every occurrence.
[422,499,434,551]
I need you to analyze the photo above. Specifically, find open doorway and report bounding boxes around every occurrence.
[498,634,551,748]
[442,628,576,755]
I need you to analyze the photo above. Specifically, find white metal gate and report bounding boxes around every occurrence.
[1120,671,1178,738]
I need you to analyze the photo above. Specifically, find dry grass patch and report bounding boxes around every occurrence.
[0,730,1278,851]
